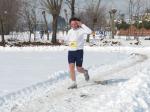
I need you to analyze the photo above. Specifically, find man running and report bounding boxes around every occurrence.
[63,17,92,89]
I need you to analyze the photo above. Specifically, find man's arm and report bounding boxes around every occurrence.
[77,21,92,34]
[58,30,71,45]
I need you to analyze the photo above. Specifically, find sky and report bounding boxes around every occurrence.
[75,0,128,13]
[76,0,150,11]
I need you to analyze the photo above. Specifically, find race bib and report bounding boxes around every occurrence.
[69,41,77,48]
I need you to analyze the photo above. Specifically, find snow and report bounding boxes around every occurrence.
[0,46,127,97]
[0,45,149,112]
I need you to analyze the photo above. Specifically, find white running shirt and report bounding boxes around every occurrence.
[65,24,92,51]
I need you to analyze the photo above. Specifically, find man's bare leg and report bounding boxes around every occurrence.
[76,66,85,73]
[69,63,76,81]
[77,66,89,81]
[68,63,77,89]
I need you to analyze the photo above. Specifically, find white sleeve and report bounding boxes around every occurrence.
[63,30,70,42]
[81,24,92,34]
[63,34,68,42]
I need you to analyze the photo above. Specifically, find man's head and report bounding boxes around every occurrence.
[69,17,81,29]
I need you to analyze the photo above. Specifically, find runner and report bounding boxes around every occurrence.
[63,17,92,89]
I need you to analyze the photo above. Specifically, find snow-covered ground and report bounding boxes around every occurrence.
[0,46,127,96]
[0,31,150,112]
[0,46,150,112]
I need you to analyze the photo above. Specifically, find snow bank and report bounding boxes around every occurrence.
[0,71,70,112]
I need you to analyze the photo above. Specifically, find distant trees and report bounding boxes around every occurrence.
[1,0,149,46]
[133,21,150,30]
[116,20,150,30]
[116,21,130,30]
[143,21,150,29]
[117,0,149,30]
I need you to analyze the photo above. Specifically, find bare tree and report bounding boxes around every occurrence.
[0,11,7,46]
[21,1,37,42]
[77,0,106,30]
[64,9,69,30]
[42,0,63,44]
[42,11,49,40]
[92,0,101,30]
[0,0,21,46]
[109,9,117,39]
[0,0,21,34]
[25,9,33,42]
[128,0,144,24]
[31,5,38,41]
[65,0,75,18]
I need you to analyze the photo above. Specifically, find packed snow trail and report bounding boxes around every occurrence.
[5,52,149,112]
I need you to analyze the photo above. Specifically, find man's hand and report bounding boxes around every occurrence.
[76,21,82,27]
[59,39,64,44]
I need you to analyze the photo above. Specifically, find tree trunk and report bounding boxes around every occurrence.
[29,30,32,42]
[33,24,36,41]
[42,11,49,40]
[0,17,5,46]
[86,34,90,42]
[71,0,75,18]
[51,15,58,44]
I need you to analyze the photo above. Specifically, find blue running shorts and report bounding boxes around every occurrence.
[68,50,83,67]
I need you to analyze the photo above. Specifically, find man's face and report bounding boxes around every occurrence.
[70,21,79,29]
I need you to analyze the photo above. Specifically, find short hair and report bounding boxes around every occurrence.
[69,17,80,24]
